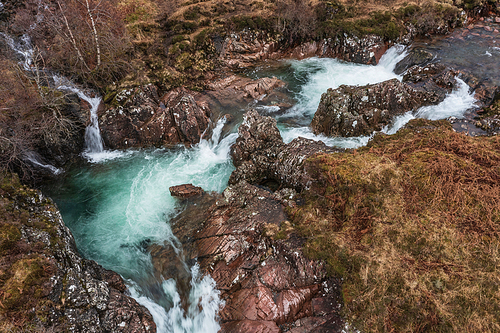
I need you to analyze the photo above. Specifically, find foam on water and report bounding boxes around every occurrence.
[382,78,476,135]
[0,33,34,70]
[279,125,371,149]
[46,118,234,332]
[276,46,476,148]
[415,78,476,120]
[281,45,407,120]
[128,264,223,333]
[23,151,63,175]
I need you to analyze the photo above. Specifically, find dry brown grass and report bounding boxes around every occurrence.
[290,119,500,332]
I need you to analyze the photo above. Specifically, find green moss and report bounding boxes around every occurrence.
[172,34,187,44]
[0,224,21,255]
[1,257,50,312]
[183,6,201,20]
[230,15,273,31]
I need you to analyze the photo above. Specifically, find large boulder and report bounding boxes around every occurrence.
[205,75,290,112]
[310,77,452,137]
[100,85,210,148]
[394,47,434,75]
[402,63,458,100]
[229,110,340,191]
[0,175,155,332]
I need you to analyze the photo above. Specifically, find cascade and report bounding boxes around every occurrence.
[54,78,104,154]
[1,33,105,160]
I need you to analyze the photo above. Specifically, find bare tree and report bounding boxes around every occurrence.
[10,0,131,88]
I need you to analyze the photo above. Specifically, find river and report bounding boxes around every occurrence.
[36,43,480,332]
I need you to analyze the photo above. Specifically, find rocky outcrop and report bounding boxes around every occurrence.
[229,110,340,190]
[205,75,291,113]
[100,85,210,148]
[159,181,344,333]
[0,175,155,332]
[311,63,461,138]
[169,184,204,198]
[311,78,443,137]
[394,47,434,75]
[219,31,390,67]
[336,34,389,65]
[402,63,458,100]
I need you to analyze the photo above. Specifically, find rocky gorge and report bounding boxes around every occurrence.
[1,0,500,332]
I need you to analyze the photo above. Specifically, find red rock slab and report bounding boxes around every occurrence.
[221,285,278,321]
[220,320,280,333]
[169,184,204,198]
[275,285,320,324]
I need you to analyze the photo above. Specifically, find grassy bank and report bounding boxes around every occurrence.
[289,119,500,332]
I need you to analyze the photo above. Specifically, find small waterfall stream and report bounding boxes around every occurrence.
[1,33,108,162]
[54,79,105,154]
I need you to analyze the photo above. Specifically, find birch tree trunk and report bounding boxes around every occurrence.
[57,0,89,71]
[85,0,101,67]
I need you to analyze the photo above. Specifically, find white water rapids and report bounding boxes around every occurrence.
[4,31,479,332]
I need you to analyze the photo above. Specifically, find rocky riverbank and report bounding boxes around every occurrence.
[0,174,156,332]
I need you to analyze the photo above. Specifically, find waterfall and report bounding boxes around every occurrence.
[1,33,106,159]
[54,78,104,154]
[0,32,34,70]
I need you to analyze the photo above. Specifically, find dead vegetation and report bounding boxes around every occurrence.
[290,119,500,332]
[0,55,83,180]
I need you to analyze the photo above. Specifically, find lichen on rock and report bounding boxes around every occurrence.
[0,174,155,332]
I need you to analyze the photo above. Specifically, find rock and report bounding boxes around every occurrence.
[229,110,340,190]
[206,75,288,109]
[311,78,441,137]
[169,184,204,198]
[171,181,345,332]
[338,34,388,65]
[403,63,459,102]
[0,175,155,332]
[218,31,389,67]
[394,48,434,75]
[100,85,210,148]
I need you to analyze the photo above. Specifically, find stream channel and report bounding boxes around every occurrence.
[37,40,485,332]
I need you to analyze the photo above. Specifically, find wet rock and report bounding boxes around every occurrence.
[100,85,210,148]
[403,63,458,99]
[169,184,204,198]
[394,47,434,74]
[475,115,500,135]
[229,110,340,190]
[311,78,441,137]
[206,75,289,111]
[172,181,345,332]
[219,31,389,66]
[338,34,388,65]
[0,176,155,332]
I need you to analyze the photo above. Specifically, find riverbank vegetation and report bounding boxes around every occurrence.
[2,0,496,94]
[289,119,500,332]
[0,56,84,181]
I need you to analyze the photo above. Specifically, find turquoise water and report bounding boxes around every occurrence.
[43,120,236,332]
[42,45,478,332]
